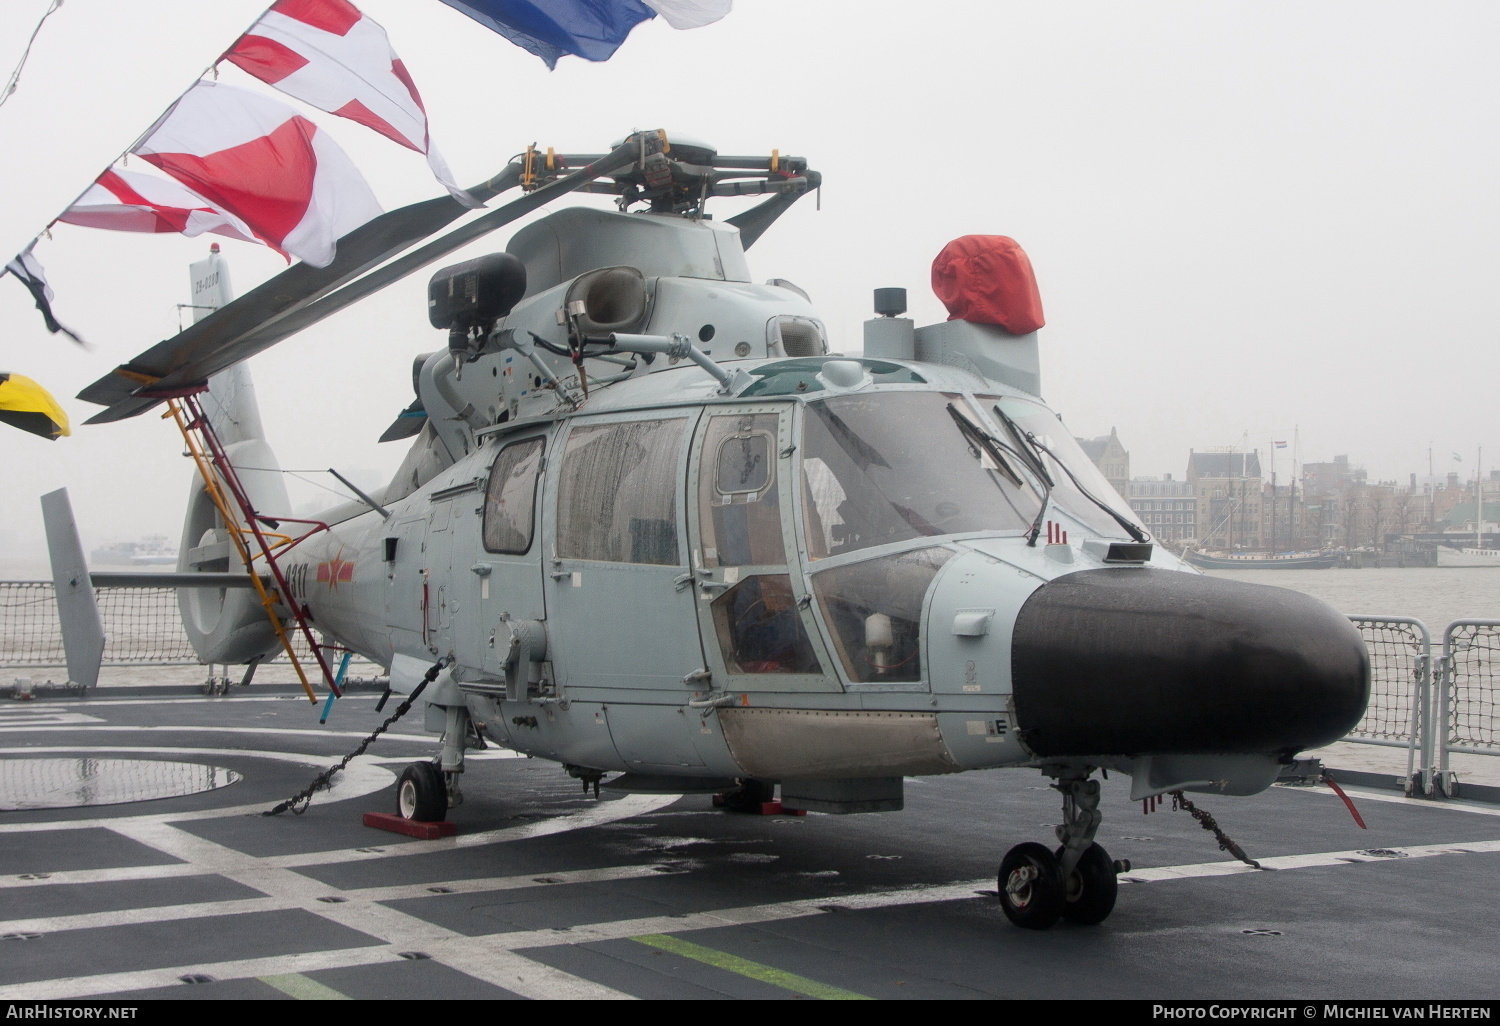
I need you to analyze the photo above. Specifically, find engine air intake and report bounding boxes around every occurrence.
[768,315,827,357]
[565,266,649,335]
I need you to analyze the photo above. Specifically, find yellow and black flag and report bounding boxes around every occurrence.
[0,373,70,439]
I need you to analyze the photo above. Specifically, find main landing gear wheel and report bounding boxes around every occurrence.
[397,762,446,822]
[718,778,774,813]
[998,842,1064,930]
[1056,842,1118,925]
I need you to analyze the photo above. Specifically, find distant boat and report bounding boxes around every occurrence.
[1185,549,1337,570]
[90,535,178,567]
[1437,547,1500,568]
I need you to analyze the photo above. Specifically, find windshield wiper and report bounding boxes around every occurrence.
[946,403,1025,489]
[988,404,1057,546]
[1021,432,1151,544]
[990,404,1053,488]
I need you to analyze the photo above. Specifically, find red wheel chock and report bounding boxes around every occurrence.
[362,812,456,839]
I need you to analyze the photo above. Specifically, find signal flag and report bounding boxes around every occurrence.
[131,81,382,268]
[440,0,731,69]
[60,166,260,245]
[1,245,83,346]
[225,0,480,208]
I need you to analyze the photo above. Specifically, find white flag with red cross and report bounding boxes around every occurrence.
[224,0,477,207]
[131,80,382,268]
[59,166,261,246]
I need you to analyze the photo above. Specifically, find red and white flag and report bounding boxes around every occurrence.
[225,0,478,207]
[59,166,260,246]
[133,81,382,268]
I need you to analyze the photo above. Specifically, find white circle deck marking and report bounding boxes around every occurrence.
[0,757,241,811]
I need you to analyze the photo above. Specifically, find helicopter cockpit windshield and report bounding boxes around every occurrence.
[988,396,1145,541]
[799,392,1044,560]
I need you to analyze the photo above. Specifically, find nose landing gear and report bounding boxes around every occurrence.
[998,767,1124,929]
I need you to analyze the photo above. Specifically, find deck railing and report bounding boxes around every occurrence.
[2,582,1496,795]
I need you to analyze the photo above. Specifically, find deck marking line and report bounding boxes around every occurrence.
[258,973,351,1000]
[495,883,989,954]
[632,934,871,1000]
[492,840,1500,951]
[0,896,287,936]
[1279,783,1500,818]
[0,863,692,936]
[0,945,406,1000]
[0,865,209,890]
[100,818,634,1001]
[0,724,435,742]
[8,836,1500,1000]
[0,711,105,726]
[4,697,381,709]
[260,793,680,869]
[1117,837,1500,883]
[344,862,689,903]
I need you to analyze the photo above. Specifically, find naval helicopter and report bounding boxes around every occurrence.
[51,131,1369,931]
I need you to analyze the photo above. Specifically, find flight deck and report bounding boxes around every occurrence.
[1,685,1496,1001]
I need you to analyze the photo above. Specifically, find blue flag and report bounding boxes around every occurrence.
[440,0,658,68]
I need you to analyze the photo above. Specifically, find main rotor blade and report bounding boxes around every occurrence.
[214,140,643,378]
[78,166,522,418]
[726,170,820,249]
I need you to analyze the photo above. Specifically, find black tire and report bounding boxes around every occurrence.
[998,842,1063,930]
[719,778,775,813]
[397,762,447,822]
[1057,842,1118,925]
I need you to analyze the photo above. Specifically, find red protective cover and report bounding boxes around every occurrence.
[931,235,1045,334]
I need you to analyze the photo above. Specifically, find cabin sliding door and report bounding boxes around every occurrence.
[688,404,838,694]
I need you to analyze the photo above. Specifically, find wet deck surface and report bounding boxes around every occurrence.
[1,688,1498,1000]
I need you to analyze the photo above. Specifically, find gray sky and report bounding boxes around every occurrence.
[2,0,1497,556]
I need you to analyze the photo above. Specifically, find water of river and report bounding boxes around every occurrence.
[1204,566,1500,630]
[1206,566,1500,788]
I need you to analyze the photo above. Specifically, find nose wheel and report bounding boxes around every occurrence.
[999,842,1064,929]
[1056,841,1118,924]
[998,768,1123,929]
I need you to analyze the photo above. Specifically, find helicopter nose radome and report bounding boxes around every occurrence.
[1010,569,1369,758]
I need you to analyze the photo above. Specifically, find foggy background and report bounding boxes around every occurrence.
[1,0,1496,566]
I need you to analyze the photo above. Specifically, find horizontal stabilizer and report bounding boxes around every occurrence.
[378,399,427,443]
[41,488,104,689]
[90,572,271,589]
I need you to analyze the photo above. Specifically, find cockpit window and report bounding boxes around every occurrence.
[710,574,822,674]
[482,437,543,554]
[799,393,1043,559]
[989,397,1143,540]
[811,546,953,683]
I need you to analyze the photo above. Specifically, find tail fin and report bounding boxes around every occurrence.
[176,250,291,665]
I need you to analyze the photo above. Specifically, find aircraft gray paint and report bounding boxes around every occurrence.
[53,134,1370,930]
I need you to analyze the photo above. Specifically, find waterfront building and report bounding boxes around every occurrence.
[1126,475,1196,544]
[1075,428,1130,499]
[1302,455,1361,499]
[1187,450,1263,549]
